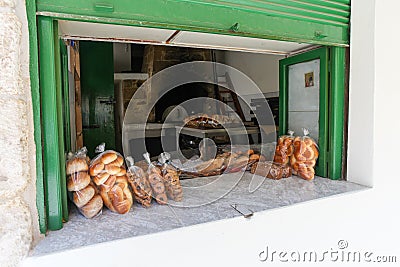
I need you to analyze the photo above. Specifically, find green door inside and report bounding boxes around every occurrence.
[80,41,116,158]
[279,47,329,178]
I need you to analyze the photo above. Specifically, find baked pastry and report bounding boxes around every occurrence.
[105,164,121,175]
[101,152,118,164]
[250,161,291,180]
[93,172,110,185]
[127,166,152,207]
[290,131,319,181]
[73,184,96,208]
[80,194,103,219]
[66,157,88,175]
[273,133,295,165]
[250,161,271,177]
[90,162,104,176]
[161,164,182,202]
[100,176,133,214]
[99,175,116,192]
[115,168,127,176]
[195,158,225,174]
[67,171,91,191]
[148,166,168,205]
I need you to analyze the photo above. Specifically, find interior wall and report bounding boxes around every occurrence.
[113,43,131,73]
[223,51,284,95]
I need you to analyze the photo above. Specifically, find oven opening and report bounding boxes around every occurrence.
[32,22,367,256]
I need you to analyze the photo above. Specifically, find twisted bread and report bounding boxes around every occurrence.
[100,176,133,214]
[290,135,318,180]
[273,135,294,165]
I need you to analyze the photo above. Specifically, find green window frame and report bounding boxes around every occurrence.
[27,1,348,233]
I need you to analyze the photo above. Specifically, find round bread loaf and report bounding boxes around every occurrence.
[66,157,88,175]
[115,168,126,176]
[101,152,118,165]
[93,171,110,185]
[105,164,121,175]
[80,195,103,219]
[73,185,95,208]
[67,172,91,191]
[115,156,124,167]
[90,162,104,176]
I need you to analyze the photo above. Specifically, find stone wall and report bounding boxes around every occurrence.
[0,0,41,266]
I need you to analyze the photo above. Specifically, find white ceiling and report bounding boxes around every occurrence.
[58,20,313,55]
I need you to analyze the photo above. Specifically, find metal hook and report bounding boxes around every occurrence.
[230,204,254,218]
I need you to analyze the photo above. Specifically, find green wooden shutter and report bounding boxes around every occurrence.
[36,0,350,46]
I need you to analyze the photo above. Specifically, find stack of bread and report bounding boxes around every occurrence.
[126,156,153,208]
[66,148,103,219]
[144,153,168,205]
[290,129,319,181]
[90,146,133,214]
[159,153,183,202]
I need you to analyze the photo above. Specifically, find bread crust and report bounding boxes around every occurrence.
[93,171,110,185]
[101,152,118,164]
[67,171,91,191]
[80,195,103,219]
[90,162,104,176]
[66,157,88,175]
[73,185,95,208]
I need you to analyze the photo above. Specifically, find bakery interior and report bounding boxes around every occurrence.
[32,21,366,255]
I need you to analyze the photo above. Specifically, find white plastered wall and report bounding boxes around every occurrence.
[17,0,400,266]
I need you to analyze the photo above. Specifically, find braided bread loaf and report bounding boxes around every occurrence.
[290,132,319,181]
[273,132,294,165]
[100,176,133,214]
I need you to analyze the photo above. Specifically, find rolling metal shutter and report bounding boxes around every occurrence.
[36,0,351,46]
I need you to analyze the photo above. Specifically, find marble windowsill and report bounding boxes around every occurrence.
[31,173,367,256]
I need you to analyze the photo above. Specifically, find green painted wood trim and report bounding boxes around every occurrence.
[36,0,349,46]
[61,40,71,154]
[279,47,329,177]
[53,22,69,222]
[329,47,346,180]
[38,16,63,230]
[278,61,287,136]
[26,0,47,234]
